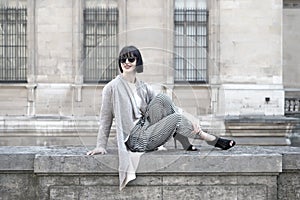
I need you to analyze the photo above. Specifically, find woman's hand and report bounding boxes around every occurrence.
[86,147,107,155]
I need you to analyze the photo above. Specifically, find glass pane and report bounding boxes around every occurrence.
[197,26,205,35]
[186,0,196,9]
[175,10,185,22]
[186,10,196,21]
[197,47,206,58]
[197,1,207,9]
[197,11,207,22]
[175,25,184,35]
[175,0,207,9]
[186,25,196,36]
[175,47,185,57]
[85,0,117,8]
[197,36,206,46]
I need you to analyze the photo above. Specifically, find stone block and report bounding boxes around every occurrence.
[0,154,34,171]
[84,186,162,200]
[0,174,37,200]
[163,185,268,200]
[278,172,300,200]
[138,148,282,174]
[0,146,299,200]
[34,154,119,174]
[79,175,120,186]
[49,186,81,200]
[32,146,282,174]
[282,152,300,170]
[0,87,28,116]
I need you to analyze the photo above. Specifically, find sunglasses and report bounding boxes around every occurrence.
[120,57,136,63]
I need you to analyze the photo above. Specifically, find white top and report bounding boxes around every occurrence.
[127,82,143,121]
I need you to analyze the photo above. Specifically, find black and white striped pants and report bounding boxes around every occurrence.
[126,93,195,152]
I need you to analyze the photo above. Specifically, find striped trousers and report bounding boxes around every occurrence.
[126,93,195,152]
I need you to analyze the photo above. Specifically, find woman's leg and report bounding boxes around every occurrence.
[145,93,176,125]
[144,113,183,151]
[145,94,209,143]
[146,94,200,138]
[145,94,197,150]
[144,94,235,151]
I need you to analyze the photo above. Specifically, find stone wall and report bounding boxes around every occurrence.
[0,0,211,117]
[219,0,284,116]
[0,146,300,199]
[283,1,300,90]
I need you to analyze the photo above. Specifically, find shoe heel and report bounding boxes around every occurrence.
[173,133,197,151]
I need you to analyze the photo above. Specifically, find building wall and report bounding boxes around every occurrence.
[0,0,212,117]
[283,3,300,96]
[218,0,284,116]
[0,0,299,145]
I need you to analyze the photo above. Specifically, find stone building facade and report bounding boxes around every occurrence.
[0,0,299,146]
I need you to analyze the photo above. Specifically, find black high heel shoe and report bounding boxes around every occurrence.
[173,133,198,151]
[206,136,236,150]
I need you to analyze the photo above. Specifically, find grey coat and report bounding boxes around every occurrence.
[96,75,155,190]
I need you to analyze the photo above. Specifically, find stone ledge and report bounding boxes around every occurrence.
[1,146,299,173]
[1,146,300,200]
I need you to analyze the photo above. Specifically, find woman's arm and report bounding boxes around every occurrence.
[87,84,114,155]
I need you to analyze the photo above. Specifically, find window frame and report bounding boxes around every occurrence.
[82,6,119,84]
[0,6,27,83]
[173,2,209,84]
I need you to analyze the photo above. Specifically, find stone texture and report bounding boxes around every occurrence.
[0,86,28,116]
[278,172,300,200]
[1,146,300,199]
[30,146,282,174]
[218,0,285,116]
[36,0,73,83]
[219,0,282,84]
[283,8,300,89]
[0,174,37,200]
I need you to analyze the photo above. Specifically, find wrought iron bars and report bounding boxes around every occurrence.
[174,8,208,83]
[83,7,118,83]
[0,7,27,83]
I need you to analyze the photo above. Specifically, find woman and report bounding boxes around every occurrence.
[87,45,235,190]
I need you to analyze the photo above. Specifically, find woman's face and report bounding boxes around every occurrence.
[120,54,137,74]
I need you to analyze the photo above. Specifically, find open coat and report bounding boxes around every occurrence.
[96,75,156,190]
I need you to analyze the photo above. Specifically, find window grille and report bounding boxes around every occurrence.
[0,6,27,83]
[174,0,208,83]
[83,7,119,83]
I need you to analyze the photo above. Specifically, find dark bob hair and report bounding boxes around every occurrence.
[118,45,143,73]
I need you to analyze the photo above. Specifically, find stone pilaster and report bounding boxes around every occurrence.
[218,0,284,116]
